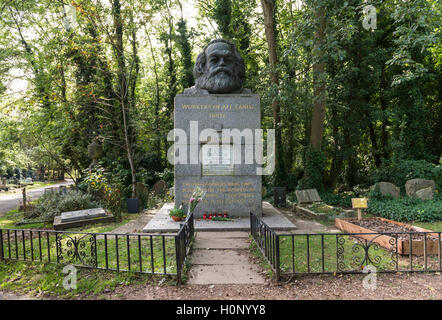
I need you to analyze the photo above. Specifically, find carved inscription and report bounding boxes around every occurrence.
[181,181,256,206]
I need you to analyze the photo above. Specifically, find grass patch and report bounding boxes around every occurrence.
[0,260,173,299]
[412,221,442,231]
[249,235,273,278]
[278,234,396,273]
[0,208,141,233]
[0,209,51,230]
[249,232,439,275]
[0,228,177,274]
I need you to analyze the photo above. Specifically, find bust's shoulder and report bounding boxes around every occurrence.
[183,86,209,94]
[182,86,253,95]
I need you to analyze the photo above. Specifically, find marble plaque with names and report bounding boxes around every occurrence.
[202,144,234,176]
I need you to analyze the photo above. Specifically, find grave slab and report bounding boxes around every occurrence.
[61,208,107,223]
[53,214,115,230]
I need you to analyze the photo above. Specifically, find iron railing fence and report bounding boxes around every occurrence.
[250,211,281,280]
[0,212,195,284]
[250,212,442,282]
[175,211,195,284]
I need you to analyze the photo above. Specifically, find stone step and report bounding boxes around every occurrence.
[190,249,251,265]
[187,264,267,285]
[195,231,249,240]
[193,238,250,250]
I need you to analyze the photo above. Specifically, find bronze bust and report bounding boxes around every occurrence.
[184,39,251,94]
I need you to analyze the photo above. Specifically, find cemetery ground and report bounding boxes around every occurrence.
[0,192,440,300]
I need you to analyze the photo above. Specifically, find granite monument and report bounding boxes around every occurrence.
[173,39,262,217]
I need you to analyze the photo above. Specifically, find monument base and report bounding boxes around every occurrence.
[142,202,296,233]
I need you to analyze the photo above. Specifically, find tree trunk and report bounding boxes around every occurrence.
[261,0,284,184]
[310,5,326,151]
[113,0,136,198]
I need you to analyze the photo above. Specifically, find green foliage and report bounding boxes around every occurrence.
[367,195,442,222]
[169,206,185,218]
[155,168,174,187]
[213,0,232,38]
[79,166,124,221]
[300,146,326,191]
[319,192,352,208]
[32,190,100,221]
[371,160,441,189]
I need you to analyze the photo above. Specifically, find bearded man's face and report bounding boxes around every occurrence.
[195,42,242,94]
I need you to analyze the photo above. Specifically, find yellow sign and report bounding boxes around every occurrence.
[352,198,368,209]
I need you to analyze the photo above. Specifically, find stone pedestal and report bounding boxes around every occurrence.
[173,94,262,217]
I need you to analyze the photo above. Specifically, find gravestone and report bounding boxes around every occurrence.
[60,208,107,223]
[152,180,167,195]
[295,189,321,204]
[370,182,400,198]
[415,187,434,200]
[173,39,262,217]
[44,187,59,194]
[405,179,436,198]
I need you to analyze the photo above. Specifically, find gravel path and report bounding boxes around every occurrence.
[0,180,74,216]
[105,273,441,300]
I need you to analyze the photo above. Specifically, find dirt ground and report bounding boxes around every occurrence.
[105,273,441,300]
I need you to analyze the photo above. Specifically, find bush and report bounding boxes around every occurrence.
[79,166,124,221]
[371,160,441,190]
[32,190,101,221]
[155,168,174,188]
[367,195,442,222]
[320,192,352,208]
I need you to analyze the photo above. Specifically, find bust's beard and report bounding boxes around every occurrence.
[196,69,242,94]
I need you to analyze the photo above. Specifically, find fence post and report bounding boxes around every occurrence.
[175,233,182,285]
[0,229,4,261]
[274,234,280,283]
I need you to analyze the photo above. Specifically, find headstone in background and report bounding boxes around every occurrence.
[44,187,59,194]
[405,179,436,198]
[415,187,434,200]
[152,180,167,195]
[87,138,103,169]
[295,189,321,204]
[370,182,400,198]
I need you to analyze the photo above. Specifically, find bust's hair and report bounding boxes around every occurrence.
[193,39,245,83]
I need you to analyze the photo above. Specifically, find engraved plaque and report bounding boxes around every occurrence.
[202,144,234,176]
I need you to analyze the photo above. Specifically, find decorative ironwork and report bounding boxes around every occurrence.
[250,212,441,281]
[338,233,398,272]
[336,234,346,272]
[57,233,97,268]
